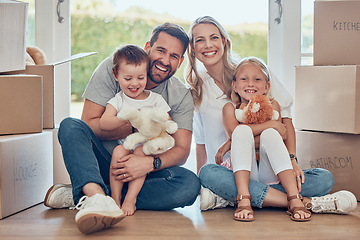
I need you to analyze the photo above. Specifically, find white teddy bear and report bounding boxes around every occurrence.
[117,107,178,155]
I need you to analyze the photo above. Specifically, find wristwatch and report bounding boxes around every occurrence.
[289,154,298,163]
[153,157,162,170]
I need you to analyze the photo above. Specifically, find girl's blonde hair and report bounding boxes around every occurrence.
[185,16,238,109]
[231,57,272,108]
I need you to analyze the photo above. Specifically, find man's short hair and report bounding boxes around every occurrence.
[149,22,189,56]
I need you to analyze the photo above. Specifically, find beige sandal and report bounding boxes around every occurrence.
[287,194,311,222]
[233,195,254,222]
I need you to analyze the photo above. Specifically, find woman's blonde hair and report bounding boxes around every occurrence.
[231,57,272,108]
[185,16,238,109]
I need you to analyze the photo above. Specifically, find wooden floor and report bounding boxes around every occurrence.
[1,197,359,240]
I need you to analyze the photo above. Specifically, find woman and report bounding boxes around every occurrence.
[185,16,356,216]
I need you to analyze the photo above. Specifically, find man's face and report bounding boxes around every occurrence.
[145,32,185,85]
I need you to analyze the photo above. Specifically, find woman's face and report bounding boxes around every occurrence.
[192,23,225,67]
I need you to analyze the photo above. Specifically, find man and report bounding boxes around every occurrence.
[44,23,201,234]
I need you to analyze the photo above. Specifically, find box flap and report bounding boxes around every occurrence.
[51,52,97,66]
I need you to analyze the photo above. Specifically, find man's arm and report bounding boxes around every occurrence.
[112,128,192,182]
[81,99,132,140]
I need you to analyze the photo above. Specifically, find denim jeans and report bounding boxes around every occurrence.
[58,117,200,210]
[199,164,334,208]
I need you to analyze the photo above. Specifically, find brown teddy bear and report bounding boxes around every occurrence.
[235,94,279,124]
[25,46,47,65]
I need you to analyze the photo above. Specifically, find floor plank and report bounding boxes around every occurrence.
[1,197,359,239]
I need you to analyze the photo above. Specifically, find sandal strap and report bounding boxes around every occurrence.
[287,194,303,202]
[235,195,251,202]
[288,206,311,215]
[234,205,253,214]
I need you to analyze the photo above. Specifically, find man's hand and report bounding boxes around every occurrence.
[111,153,154,182]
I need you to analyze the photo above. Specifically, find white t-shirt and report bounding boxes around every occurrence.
[107,90,170,113]
[193,68,293,165]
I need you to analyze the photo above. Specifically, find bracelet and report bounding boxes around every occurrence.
[289,154,298,163]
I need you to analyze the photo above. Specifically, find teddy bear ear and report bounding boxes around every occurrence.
[26,46,47,65]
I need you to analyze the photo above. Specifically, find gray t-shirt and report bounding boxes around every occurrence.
[83,56,194,153]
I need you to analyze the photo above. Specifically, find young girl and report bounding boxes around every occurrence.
[99,45,171,216]
[222,57,311,222]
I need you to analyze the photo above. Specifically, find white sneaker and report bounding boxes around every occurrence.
[307,190,358,214]
[73,193,125,234]
[200,187,234,211]
[44,184,75,209]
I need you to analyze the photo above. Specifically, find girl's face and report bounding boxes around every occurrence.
[114,62,148,100]
[191,23,225,67]
[232,63,270,103]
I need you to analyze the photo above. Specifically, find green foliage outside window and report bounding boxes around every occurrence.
[70,10,267,101]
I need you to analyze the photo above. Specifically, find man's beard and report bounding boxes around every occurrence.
[148,59,176,84]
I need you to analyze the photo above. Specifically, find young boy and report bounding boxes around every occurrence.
[99,45,171,216]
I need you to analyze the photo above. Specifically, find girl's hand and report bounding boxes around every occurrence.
[215,139,231,165]
[270,120,287,140]
[215,148,225,165]
[292,160,305,193]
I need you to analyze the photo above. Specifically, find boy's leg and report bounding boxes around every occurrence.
[122,166,200,210]
[110,145,130,207]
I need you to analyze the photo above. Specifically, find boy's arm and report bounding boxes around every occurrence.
[99,104,129,131]
[81,99,132,140]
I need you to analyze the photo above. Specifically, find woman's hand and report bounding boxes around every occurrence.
[292,160,305,193]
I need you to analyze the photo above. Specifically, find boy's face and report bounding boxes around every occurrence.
[145,32,184,85]
[113,62,148,100]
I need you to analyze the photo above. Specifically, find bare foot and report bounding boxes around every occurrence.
[112,195,121,208]
[121,198,137,216]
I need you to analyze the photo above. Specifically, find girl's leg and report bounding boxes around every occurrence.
[110,145,131,207]
[233,170,254,221]
[231,125,255,220]
[121,147,146,215]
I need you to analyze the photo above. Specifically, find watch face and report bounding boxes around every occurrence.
[154,157,161,169]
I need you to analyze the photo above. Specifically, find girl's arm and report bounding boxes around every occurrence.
[99,104,129,131]
[215,139,231,165]
[248,100,286,139]
[222,102,241,137]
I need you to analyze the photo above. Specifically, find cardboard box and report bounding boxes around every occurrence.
[6,52,96,128]
[0,131,53,219]
[314,1,360,65]
[0,1,28,73]
[296,130,360,200]
[44,129,70,184]
[0,75,43,135]
[295,65,360,134]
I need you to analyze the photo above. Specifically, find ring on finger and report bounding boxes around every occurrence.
[296,176,300,178]
[123,173,126,178]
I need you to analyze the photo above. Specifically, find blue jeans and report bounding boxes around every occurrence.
[199,164,334,208]
[58,117,200,210]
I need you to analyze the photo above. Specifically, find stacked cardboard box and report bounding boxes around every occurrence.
[295,0,360,200]
[0,1,95,218]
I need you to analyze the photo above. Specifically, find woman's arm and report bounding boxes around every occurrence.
[196,143,207,175]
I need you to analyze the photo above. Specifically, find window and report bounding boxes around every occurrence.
[301,0,314,65]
